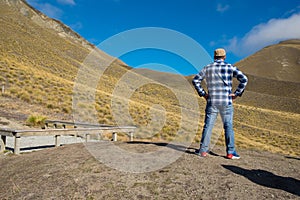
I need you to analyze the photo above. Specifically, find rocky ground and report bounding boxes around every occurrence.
[0,141,299,200]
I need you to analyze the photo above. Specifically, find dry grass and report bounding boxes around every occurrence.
[0,0,299,156]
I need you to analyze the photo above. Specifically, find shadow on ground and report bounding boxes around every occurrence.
[222,165,300,196]
[285,156,300,161]
[126,141,197,154]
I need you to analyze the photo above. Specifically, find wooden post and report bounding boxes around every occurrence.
[97,130,103,140]
[97,133,101,140]
[0,135,6,153]
[112,132,117,141]
[129,132,134,142]
[74,126,77,138]
[85,134,90,142]
[55,135,61,147]
[14,136,21,154]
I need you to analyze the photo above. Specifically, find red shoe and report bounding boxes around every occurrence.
[195,150,208,157]
[226,152,240,159]
[201,152,208,157]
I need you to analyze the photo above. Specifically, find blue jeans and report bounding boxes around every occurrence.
[199,104,236,154]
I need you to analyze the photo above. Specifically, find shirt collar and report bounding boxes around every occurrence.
[215,59,224,62]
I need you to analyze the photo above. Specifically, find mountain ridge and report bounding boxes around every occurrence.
[3,0,95,50]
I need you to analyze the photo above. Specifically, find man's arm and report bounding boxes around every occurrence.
[232,67,248,97]
[192,71,207,98]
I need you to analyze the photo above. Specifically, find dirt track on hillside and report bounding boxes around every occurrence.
[0,142,299,200]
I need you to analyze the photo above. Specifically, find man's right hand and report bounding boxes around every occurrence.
[204,94,209,100]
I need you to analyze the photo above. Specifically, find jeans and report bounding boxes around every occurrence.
[199,104,236,154]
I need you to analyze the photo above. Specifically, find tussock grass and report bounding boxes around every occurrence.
[26,114,47,127]
[0,1,299,156]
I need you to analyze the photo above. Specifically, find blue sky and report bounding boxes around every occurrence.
[27,0,300,75]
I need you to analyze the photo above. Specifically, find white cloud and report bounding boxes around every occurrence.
[40,4,63,19]
[216,3,229,13]
[42,4,63,19]
[70,21,83,30]
[226,13,300,57]
[57,0,76,6]
[27,0,63,19]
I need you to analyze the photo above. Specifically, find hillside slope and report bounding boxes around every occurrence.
[236,39,300,82]
[234,40,300,113]
[0,0,299,156]
[0,0,197,141]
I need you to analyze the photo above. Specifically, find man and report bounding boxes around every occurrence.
[192,48,248,159]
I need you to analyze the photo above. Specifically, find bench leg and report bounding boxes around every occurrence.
[55,135,61,147]
[97,133,101,140]
[112,132,117,141]
[14,136,20,154]
[0,135,6,153]
[129,132,134,142]
[85,134,90,143]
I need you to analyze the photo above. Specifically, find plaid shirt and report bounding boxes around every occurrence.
[193,59,248,105]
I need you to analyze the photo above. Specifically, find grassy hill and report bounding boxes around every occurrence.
[0,0,299,156]
[236,39,300,83]
[235,40,300,113]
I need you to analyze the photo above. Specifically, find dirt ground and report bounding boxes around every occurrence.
[0,141,299,200]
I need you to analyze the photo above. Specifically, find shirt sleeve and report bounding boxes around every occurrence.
[233,66,248,96]
[192,69,207,97]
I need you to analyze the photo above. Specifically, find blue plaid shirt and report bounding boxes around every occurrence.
[193,59,248,105]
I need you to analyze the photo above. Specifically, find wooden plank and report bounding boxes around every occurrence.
[45,120,114,128]
[16,130,94,137]
[0,127,135,141]
[0,129,16,137]
[14,126,136,132]
[0,127,135,139]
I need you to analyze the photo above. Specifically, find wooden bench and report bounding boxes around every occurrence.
[44,120,136,142]
[0,121,136,154]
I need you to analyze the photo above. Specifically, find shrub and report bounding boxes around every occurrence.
[18,91,31,103]
[26,115,47,127]
[47,103,54,109]
[62,106,71,113]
